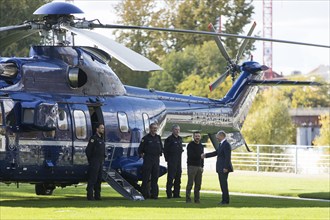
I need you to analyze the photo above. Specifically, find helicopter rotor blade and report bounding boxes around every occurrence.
[62,25,162,72]
[0,30,38,50]
[207,23,232,64]
[87,23,330,49]
[209,69,230,92]
[235,21,256,63]
[0,23,32,32]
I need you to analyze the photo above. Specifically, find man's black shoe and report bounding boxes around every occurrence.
[173,195,181,198]
[218,201,229,205]
[87,197,95,201]
[95,198,102,201]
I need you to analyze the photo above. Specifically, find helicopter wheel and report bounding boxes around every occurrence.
[35,183,55,195]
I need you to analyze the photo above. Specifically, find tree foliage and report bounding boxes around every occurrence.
[114,0,255,87]
[0,0,51,56]
[242,88,295,145]
[280,75,329,108]
[148,41,229,94]
[313,114,330,146]
[222,0,255,57]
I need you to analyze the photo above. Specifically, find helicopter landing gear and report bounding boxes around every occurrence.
[35,183,55,195]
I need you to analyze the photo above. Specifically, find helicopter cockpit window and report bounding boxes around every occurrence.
[57,109,68,130]
[118,112,129,133]
[74,110,87,139]
[142,113,150,133]
[0,63,18,78]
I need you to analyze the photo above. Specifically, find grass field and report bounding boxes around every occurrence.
[1,171,329,220]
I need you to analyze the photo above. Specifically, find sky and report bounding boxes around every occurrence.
[56,0,330,75]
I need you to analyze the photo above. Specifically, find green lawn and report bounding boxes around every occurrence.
[1,171,329,220]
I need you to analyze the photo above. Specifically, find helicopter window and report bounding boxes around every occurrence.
[142,113,150,133]
[0,103,2,125]
[57,109,68,130]
[118,112,129,133]
[74,110,87,139]
[68,68,88,88]
[0,63,18,78]
[3,100,15,126]
[23,109,34,124]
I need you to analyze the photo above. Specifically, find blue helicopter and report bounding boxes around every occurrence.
[0,2,326,200]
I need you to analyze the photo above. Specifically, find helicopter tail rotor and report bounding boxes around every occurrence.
[209,22,257,91]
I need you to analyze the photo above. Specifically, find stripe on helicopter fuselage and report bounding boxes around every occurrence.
[18,140,140,148]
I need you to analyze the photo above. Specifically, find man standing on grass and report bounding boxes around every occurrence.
[164,124,183,198]
[85,123,106,201]
[138,123,163,199]
[202,130,233,205]
[186,131,204,203]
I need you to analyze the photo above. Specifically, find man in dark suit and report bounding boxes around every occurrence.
[202,131,233,205]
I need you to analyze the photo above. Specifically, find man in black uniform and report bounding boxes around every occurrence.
[164,124,183,198]
[138,123,163,199]
[186,131,204,203]
[85,123,105,201]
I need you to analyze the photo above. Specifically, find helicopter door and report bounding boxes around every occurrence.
[88,105,104,134]
[0,101,6,152]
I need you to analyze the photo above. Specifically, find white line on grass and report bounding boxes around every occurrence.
[159,188,330,203]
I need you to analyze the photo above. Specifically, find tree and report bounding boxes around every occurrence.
[172,0,225,50]
[176,74,232,99]
[148,41,228,93]
[242,88,295,145]
[114,0,255,87]
[313,114,330,146]
[173,0,255,58]
[113,0,172,87]
[148,71,176,92]
[222,0,255,58]
[114,0,169,62]
[0,0,51,56]
[280,75,329,108]
[148,45,198,91]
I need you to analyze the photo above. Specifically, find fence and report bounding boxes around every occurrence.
[174,144,330,175]
[231,145,330,174]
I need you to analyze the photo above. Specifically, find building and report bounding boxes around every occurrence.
[289,108,330,145]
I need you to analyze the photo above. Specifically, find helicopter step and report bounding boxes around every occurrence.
[102,169,144,201]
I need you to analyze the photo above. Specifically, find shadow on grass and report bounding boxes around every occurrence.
[1,193,329,209]
[299,192,330,200]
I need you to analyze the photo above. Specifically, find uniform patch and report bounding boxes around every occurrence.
[141,139,144,142]
[90,139,94,143]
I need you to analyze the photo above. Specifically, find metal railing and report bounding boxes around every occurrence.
[177,144,330,174]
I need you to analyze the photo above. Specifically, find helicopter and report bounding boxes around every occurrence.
[0,2,327,200]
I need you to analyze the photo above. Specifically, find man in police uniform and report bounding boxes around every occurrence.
[138,123,163,199]
[85,123,105,201]
[164,124,183,198]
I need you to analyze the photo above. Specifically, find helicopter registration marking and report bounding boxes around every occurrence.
[192,112,233,125]
[0,135,5,152]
